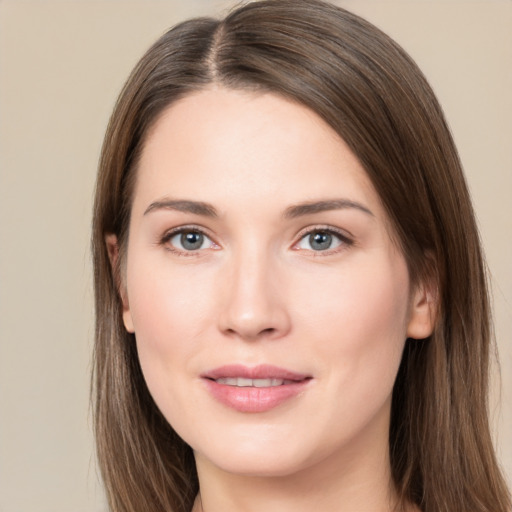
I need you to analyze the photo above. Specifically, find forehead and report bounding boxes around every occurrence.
[133,87,384,219]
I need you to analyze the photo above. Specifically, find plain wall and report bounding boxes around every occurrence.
[0,1,510,510]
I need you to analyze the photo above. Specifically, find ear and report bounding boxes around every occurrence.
[105,234,135,333]
[406,278,437,340]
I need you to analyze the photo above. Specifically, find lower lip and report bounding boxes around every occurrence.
[203,379,310,413]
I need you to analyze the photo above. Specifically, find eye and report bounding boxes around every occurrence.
[163,228,217,253]
[294,229,351,252]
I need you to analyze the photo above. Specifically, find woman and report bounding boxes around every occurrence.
[91,1,511,511]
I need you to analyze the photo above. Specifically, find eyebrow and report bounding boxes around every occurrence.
[144,199,218,217]
[143,197,373,219]
[283,199,374,219]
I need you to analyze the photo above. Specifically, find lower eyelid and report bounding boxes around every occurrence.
[161,227,222,254]
[297,235,343,251]
[159,226,353,254]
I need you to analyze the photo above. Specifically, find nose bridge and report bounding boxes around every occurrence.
[218,241,290,340]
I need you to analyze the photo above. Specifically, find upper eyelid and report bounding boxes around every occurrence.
[158,223,354,249]
[291,226,355,254]
[160,225,219,250]
[159,226,220,257]
[294,224,354,241]
[161,224,214,240]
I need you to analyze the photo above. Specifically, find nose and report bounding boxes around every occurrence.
[217,248,291,342]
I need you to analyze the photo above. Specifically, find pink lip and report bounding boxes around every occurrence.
[201,364,312,413]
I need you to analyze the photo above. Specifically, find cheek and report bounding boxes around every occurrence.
[125,256,217,405]
[295,253,410,395]
[128,250,215,337]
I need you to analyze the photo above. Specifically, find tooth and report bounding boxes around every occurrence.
[253,378,271,387]
[237,378,253,387]
[215,377,290,387]
[216,377,237,385]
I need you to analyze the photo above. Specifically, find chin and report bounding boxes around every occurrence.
[197,447,310,478]
[189,423,328,479]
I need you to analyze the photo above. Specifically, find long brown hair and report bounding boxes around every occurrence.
[91,1,511,511]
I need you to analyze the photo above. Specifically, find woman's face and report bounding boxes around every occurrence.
[117,87,433,478]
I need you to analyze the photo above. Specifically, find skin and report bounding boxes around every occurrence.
[108,87,434,512]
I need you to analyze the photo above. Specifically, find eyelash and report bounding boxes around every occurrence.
[159,225,354,256]
[160,225,218,257]
[292,225,354,255]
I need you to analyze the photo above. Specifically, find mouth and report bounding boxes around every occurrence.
[201,364,312,413]
[213,377,296,387]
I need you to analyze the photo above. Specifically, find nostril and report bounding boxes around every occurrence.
[218,294,292,341]
[224,326,277,340]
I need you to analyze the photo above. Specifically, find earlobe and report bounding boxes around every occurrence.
[122,309,135,334]
[105,234,135,334]
[406,281,437,340]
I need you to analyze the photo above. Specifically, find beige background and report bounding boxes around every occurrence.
[0,1,510,510]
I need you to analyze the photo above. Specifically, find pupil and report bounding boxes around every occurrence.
[181,232,203,250]
[310,232,332,251]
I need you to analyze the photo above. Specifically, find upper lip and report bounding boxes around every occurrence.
[201,364,311,381]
